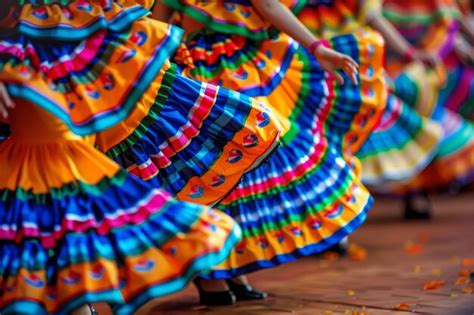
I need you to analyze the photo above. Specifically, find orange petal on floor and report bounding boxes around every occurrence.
[348,244,368,261]
[394,303,410,311]
[455,276,469,285]
[405,241,423,255]
[423,280,446,290]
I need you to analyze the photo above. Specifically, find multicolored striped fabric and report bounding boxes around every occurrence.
[96,62,280,206]
[0,1,254,312]
[1,0,281,206]
[382,0,462,58]
[164,0,387,277]
[296,0,444,185]
[163,0,306,41]
[386,108,474,194]
[297,0,366,38]
[382,0,474,119]
[357,94,443,185]
[0,0,181,135]
[387,66,474,192]
[437,61,474,121]
[0,101,242,314]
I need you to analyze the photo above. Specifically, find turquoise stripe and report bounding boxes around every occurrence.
[114,224,242,314]
[15,7,149,40]
[5,26,183,136]
[1,290,124,315]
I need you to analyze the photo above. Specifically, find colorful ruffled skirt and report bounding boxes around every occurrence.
[383,0,474,119]
[384,108,474,194]
[0,1,246,312]
[296,1,445,186]
[357,93,443,185]
[0,0,280,207]
[384,64,474,192]
[0,101,242,314]
[96,61,280,206]
[173,25,386,277]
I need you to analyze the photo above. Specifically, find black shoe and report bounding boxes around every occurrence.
[225,279,268,301]
[404,193,432,220]
[193,278,236,306]
[326,237,349,257]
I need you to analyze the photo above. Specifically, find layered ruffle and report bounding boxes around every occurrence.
[383,0,474,119]
[172,24,384,275]
[163,0,306,41]
[0,0,182,135]
[5,0,150,40]
[357,94,443,185]
[211,131,372,277]
[384,64,474,192]
[388,108,474,193]
[0,103,242,314]
[96,63,281,206]
[180,31,387,154]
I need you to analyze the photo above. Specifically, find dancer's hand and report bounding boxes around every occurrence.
[313,45,359,85]
[0,83,14,119]
[249,0,358,85]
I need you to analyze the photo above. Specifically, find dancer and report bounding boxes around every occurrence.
[297,0,474,219]
[298,0,442,184]
[374,0,474,200]
[0,0,274,313]
[383,0,474,119]
[0,93,242,314]
[0,89,241,314]
[156,0,386,305]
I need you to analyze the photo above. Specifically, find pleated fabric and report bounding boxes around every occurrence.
[96,62,280,206]
[0,100,242,314]
[296,0,444,185]
[0,1,245,313]
[163,0,387,277]
[387,65,474,193]
[0,0,280,206]
[382,0,474,119]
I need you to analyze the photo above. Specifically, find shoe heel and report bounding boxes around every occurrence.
[225,279,268,301]
[192,278,236,306]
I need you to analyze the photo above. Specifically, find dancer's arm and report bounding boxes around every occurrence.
[366,10,440,67]
[251,0,358,85]
[459,15,474,45]
[457,0,474,44]
[151,1,174,23]
[0,83,14,120]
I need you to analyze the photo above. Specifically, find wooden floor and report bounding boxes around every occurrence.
[97,193,474,315]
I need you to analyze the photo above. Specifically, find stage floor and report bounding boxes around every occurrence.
[98,192,474,314]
